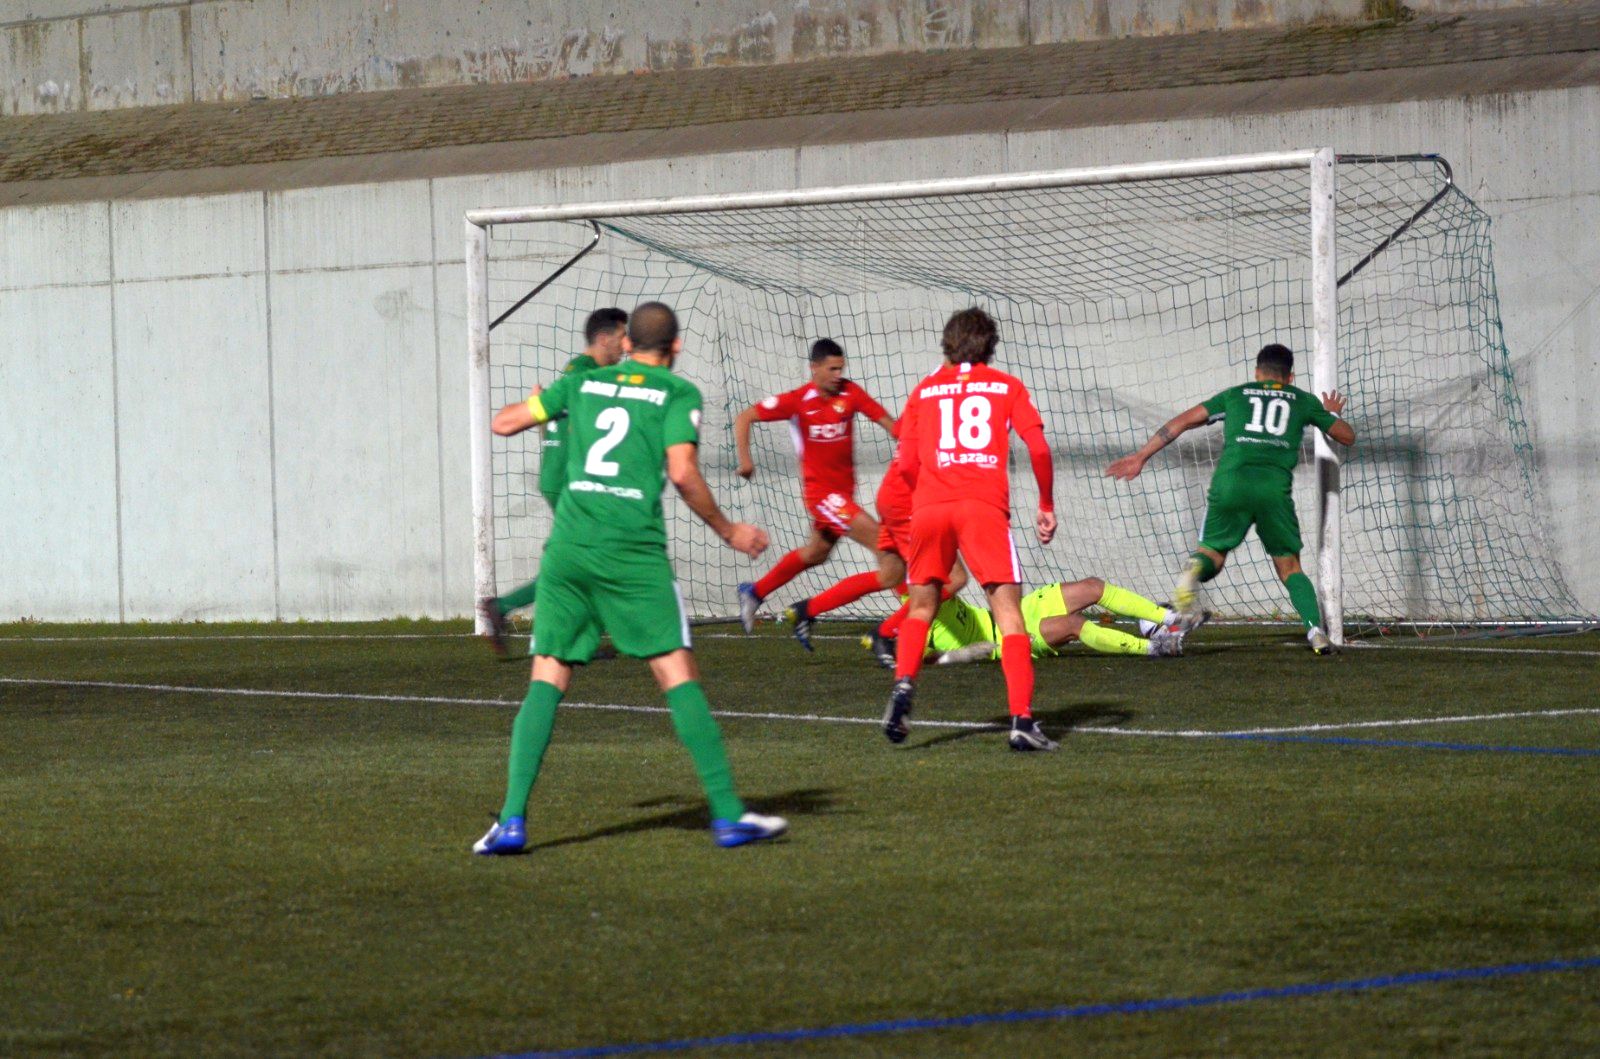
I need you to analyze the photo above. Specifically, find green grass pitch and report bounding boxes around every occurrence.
[2,619,1598,1057]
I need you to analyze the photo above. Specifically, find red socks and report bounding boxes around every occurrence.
[1000,634,1034,718]
[807,571,884,616]
[895,618,930,681]
[754,549,811,601]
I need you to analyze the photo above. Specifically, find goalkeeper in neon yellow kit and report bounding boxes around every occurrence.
[896,578,1197,665]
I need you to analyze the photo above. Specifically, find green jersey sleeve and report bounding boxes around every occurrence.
[662,381,703,448]
[1301,388,1339,432]
[533,372,573,424]
[1202,389,1232,417]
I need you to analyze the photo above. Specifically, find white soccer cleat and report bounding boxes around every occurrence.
[936,641,998,665]
[712,811,788,847]
[1173,608,1212,635]
[1147,626,1185,658]
[1307,627,1335,655]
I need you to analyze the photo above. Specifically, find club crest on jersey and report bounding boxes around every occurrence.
[832,399,846,413]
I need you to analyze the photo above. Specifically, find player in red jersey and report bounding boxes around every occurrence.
[861,440,970,668]
[733,339,897,646]
[884,308,1058,752]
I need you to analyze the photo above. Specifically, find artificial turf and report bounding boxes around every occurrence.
[1,620,1597,1057]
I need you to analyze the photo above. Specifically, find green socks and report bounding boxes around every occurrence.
[1097,583,1168,625]
[1189,552,1220,582]
[496,578,538,614]
[1284,572,1324,630]
[1077,621,1152,657]
[499,681,563,822]
[665,681,745,822]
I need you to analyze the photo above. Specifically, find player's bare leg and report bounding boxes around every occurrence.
[988,582,1058,751]
[789,512,889,650]
[871,558,969,668]
[1273,553,1333,654]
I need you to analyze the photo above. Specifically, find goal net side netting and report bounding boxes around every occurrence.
[471,153,1591,635]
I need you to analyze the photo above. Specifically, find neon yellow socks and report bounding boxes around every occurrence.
[1097,583,1168,625]
[1077,621,1151,657]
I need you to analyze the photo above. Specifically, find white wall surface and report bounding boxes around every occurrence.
[0,82,1595,620]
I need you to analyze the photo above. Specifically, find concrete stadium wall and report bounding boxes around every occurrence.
[1,0,1543,115]
[0,83,1595,620]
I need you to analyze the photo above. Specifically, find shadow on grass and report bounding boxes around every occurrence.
[530,787,843,851]
[905,702,1134,750]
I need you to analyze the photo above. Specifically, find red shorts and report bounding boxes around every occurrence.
[908,500,1019,586]
[875,496,912,556]
[808,490,864,536]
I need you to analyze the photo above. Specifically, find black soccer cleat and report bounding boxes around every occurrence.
[787,600,816,652]
[477,597,510,657]
[1008,716,1059,752]
[883,678,914,744]
[867,630,897,670]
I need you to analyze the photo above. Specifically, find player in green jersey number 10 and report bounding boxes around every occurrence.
[1106,343,1357,654]
[474,303,788,854]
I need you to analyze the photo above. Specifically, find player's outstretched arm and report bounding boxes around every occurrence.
[1106,403,1210,480]
[733,405,761,479]
[1321,391,1357,446]
[491,385,544,436]
[667,442,769,558]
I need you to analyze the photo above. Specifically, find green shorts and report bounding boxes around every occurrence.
[1199,474,1303,557]
[1019,585,1070,658]
[532,539,690,663]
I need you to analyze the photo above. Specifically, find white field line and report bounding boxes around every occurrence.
[4,677,1596,740]
[1350,643,1600,657]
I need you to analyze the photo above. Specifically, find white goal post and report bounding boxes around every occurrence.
[465,147,1589,641]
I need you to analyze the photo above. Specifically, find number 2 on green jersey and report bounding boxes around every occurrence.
[585,407,629,477]
[1245,395,1290,436]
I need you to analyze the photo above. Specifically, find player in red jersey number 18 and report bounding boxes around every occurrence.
[884,308,1059,752]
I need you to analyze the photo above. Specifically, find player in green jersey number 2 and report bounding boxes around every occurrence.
[1106,343,1357,654]
[478,307,629,653]
[474,303,788,854]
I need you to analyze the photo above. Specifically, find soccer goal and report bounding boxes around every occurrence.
[467,148,1591,643]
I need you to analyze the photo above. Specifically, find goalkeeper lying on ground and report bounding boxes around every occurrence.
[873,578,1204,665]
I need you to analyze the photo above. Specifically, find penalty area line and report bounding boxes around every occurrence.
[489,954,1600,1058]
[0,677,1001,732]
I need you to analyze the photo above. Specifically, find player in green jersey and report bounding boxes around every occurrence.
[474,303,788,854]
[477,307,629,654]
[878,578,1190,665]
[1107,343,1356,654]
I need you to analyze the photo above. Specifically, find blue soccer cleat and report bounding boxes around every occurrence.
[787,599,816,651]
[737,582,761,634]
[472,817,527,855]
[711,811,789,848]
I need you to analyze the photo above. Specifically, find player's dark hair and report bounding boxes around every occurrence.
[942,307,999,364]
[1257,343,1294,379]
[810,338,845,363]
[629,302,679,353]
[584,307,628,344]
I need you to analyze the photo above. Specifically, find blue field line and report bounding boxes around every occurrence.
[489,955,1600,1059]
[1215,733,1600,757]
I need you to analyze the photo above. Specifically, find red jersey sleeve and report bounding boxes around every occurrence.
[846,382,892,427]
[753,387,801,422]
[896,393,923,486]
[1009,383,1044,437]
